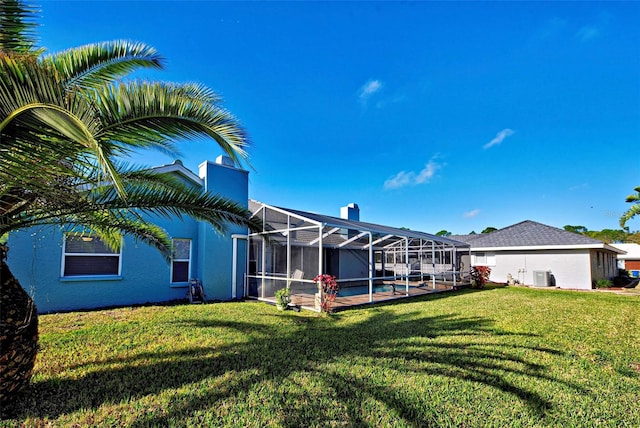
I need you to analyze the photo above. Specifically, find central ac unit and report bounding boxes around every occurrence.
[533,270,551,287]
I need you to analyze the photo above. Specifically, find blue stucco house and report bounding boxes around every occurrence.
[6,156,249,314]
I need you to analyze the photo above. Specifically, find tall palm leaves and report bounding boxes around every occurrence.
[0,0,38,53]
[0,39,252,244]
[620,186,640,228]
[1,1,255,409]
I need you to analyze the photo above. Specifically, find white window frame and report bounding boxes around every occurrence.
[473,252,496,266]
[61,234,122,278]
[171,238,192,284]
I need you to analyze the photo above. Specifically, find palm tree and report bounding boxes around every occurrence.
[620,186,640,229]
[0,1,257,409]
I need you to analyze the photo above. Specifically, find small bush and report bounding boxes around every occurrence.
[595,279,613,288]
[314,274,339,313]
[274,287,290,309]
[470,266,491,289]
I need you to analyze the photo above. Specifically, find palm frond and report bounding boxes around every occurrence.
[94,81,249,164]
[86,177,259,233]
[3,171,260,249]
[0,15,254,261]
[0,53,127,195]
[620,204,640,228]
[61,212,172,258]
[0,0,39,53]
[43,41,163,90]
[625,187,640,203]
[620,186,640,228]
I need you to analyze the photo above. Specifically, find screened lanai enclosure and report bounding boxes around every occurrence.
[246,201,471,311]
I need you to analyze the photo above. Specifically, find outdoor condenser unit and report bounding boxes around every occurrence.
[533,270,551,287]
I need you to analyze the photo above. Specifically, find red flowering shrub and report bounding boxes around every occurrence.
[470,266,491,289]
[313,274,339,313]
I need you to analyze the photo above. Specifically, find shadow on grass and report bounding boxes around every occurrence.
[13,304,583,425]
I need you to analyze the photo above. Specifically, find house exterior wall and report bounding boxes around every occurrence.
[197,160,249,300]
[6,159,248,313]
[6,217,199,313]
[473,249,594,290]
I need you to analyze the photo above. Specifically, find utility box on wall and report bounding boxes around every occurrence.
[533,270,552,287]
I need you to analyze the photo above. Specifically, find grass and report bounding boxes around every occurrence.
[3,285,640,427]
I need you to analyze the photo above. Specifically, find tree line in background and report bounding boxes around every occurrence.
[435,225,640,244]
[562,226,640,244]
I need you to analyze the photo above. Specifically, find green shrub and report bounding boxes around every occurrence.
[595,279,613,288]
[274,287,290,309]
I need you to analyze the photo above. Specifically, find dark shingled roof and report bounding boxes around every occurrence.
[451,220,605,248]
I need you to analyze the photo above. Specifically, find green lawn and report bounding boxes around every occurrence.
[3,285,640,427]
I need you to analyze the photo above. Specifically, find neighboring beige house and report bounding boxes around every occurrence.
[610,243,640,277]
[452,220,625,290]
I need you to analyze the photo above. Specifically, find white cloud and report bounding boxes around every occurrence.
[383,170,413,190]
[415,159,441,184]
[359,79,382,104]
[483,128,515,149]
[463,209,480,219]
[384,157,443,190]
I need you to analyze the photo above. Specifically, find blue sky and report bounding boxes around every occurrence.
[38,1,640,234]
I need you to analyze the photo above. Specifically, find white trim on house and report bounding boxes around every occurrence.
[60,234,123,278]
[152,161,203,186]
[170,238,192,284]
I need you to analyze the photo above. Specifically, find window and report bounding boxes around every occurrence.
[474,252,495,266]
[63,235,121,277]
[171,238,191,283]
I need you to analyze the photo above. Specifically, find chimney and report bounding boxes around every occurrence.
[215,155,235,168]
[340,203,360,222]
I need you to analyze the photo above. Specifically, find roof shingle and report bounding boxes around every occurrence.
[451,220,605,248]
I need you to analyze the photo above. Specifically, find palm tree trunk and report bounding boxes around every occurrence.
[0,245,38,411]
